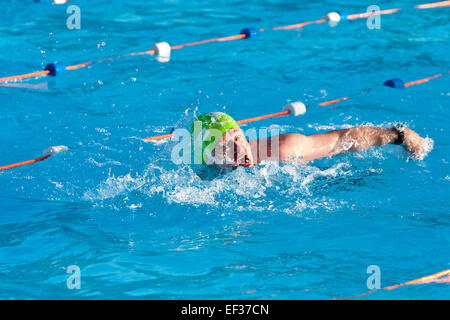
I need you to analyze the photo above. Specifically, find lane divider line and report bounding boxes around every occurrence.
[334,268,450,299]
[142,70,448,142]
[1,1,448,83]
[0,145,69,172]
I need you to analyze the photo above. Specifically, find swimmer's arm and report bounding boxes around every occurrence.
[279,127,405,162]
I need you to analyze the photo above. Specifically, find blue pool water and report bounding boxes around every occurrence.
[0,0,449,299]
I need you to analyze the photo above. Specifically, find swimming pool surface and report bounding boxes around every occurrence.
[0,0,449,299]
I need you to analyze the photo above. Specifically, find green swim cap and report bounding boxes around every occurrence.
[190,112,239,164]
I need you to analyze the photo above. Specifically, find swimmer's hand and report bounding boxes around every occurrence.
[402,127,428,160]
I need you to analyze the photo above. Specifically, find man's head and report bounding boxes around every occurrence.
[190,112,254,169]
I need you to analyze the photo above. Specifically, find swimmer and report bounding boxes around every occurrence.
[190,112,429,169]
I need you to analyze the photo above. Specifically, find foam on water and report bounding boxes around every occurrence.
[82,118,434,217]
[83,152,386,217]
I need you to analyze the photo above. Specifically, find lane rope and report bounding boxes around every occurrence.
[142,70,449,142]
[1,1,449,83]
[334,268,450,299]
[0,146,69,172]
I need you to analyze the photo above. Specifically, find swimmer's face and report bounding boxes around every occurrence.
[211,126,254,169]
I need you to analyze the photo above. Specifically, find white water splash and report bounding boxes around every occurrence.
[83,159,357,216]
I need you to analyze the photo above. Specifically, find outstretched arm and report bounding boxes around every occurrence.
[279,126,427,162]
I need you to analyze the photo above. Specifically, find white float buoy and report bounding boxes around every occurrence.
[325,12,341,27]
[283,102,307,116]
[43,145,70,156]
[151,42,171,63]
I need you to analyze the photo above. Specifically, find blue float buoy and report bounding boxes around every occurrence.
[44,62,66,77]
[240,27,259,39]
[383,78,405,89]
